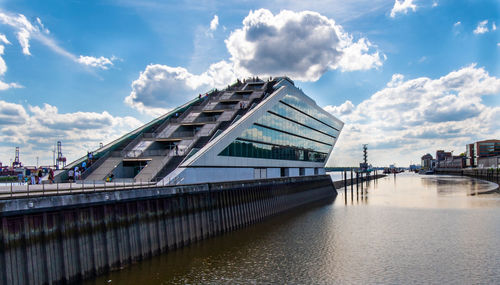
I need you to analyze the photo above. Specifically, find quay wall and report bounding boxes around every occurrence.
[435,168,500,186]
[0,175,336,285]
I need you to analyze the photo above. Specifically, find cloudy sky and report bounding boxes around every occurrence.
[0,0,499,167]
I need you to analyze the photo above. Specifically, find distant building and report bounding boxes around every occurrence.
[436,150,452,168]
[436,150,452,162]
[466,144,475,167]
[409,164,419,171]
[477,156,500,169]
[440,155,465,169]
[466,139,500,168]
[421,153,434,170]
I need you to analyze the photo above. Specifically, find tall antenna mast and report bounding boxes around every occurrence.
[363,144,368,165]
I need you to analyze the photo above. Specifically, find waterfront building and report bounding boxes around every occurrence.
[439,156,465,169]
[421,153,434,170]
[61,77,343,184]
[466,139,500,168]
[436,150,452,165]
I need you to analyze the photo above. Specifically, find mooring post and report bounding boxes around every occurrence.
[356,171,359,193]
[360,172,363,194]
[344,170,347,194]
[350,168,353,195]
[10,182,13,198]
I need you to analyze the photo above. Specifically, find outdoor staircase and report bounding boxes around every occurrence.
[79,78,271,183]
[133,156,171,182]
[85,157,123,181]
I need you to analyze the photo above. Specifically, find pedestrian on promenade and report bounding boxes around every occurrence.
[82,161,87,171]
[30,171,36,185]
[68,169,74,182]
[37,168,43,184]
[175,144,179,155]
[48,169,54,184]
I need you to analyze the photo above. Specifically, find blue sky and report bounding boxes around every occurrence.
[0,0,499,167]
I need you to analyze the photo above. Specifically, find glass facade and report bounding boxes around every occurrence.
[268,101,340,138]
[281,95,343,130]
[219,90,341,163]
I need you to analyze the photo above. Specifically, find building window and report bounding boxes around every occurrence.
[254,168,267,179]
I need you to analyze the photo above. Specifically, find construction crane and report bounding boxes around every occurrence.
[56,141,66,169]
[12,146,22,167]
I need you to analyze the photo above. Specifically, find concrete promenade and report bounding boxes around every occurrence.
[0,180,159,199]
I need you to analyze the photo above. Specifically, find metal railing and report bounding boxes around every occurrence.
[169,130,197,139]
[81,151,111,180]
[123,149,171,158]
[0,179,173,199]
[192,116,218,123]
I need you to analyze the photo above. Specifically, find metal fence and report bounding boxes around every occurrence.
[0,178,181,200]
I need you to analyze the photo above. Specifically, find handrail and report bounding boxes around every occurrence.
[81,151,111,180]
[169,131,197,139]
[124,149,170,158]
[120,133,145,155]
[0,174,330,200]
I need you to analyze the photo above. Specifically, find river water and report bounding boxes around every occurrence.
[86,173,500,284]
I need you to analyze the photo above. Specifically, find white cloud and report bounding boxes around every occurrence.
[324,64,500,166]
[454,21,461,27]
[210,15,219,31]
[390,0,417,18]
[129,9,383,113]
[324,100,355,117]
[77,55,114,70]
[474,20,489,34]
[0,100,143,165]
[0,12,39,55]
[0,33,23,90]
[0,10,117,71]
[226,9,382,80]
[432,1,438,7]
[493,22,497,31]
[125,61,236,115]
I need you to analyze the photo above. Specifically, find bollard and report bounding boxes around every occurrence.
[10,182,13,198]
[350,168,353,195]
[344,170,347,195]
[356,172,359,193]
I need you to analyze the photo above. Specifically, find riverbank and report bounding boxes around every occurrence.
[434,168,500,195]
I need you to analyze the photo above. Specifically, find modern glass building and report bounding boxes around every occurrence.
[167,77,343,184]
[63,77,343,184]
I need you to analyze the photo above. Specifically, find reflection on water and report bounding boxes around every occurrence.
[87,173,500,284]
[336,173,500,209]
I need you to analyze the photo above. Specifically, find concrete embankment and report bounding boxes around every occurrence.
[435,168,500,194]
[0,175,335,285]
